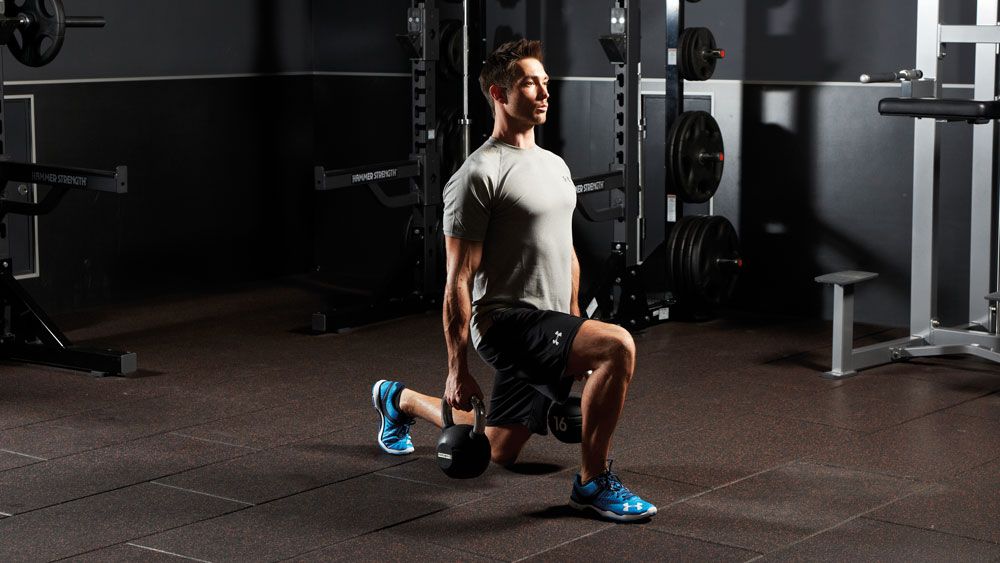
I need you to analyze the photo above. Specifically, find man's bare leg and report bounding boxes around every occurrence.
[565,320,636,482]
[399,389,532,464]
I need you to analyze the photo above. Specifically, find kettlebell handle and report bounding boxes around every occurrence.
[441,395,486,435]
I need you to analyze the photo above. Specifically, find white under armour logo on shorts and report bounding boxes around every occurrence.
[552,331,563,346]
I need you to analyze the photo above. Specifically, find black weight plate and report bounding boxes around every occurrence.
[665,216,692,293]
[666,111,725,204]
[678,28,718,82]
[674,217,699,295]
[695,216,741,305]
[8,0,66,67]
[666,114,687,200]
[435,107,464,179]
[685,216,713,303]
[674,215,702,298]
[689,216,720,303]
[665,112,692,203]
[677,29,693,81]
[665,217,687,295]
[439,19,464,80]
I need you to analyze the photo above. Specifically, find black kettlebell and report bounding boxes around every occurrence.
[437,396,491,479]
[547,395,583,443]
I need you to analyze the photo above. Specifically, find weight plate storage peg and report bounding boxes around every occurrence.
[678,27,724,82]
[437,396,491,479]
[666,111,725,204]
[693,216,742,305]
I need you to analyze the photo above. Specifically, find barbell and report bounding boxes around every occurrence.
[0,0,104,67]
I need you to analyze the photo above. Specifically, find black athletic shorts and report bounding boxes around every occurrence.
[475,307,587,435]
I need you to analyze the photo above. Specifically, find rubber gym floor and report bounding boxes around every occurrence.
[1,280,999,562]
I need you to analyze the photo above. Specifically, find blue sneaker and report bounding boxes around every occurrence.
[569,462,657,522]
[371,379,415,455]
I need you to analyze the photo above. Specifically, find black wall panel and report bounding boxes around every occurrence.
[312,75,414,291]
[312,0,411,74]
[3,0,313,81]
[10,77,316,311]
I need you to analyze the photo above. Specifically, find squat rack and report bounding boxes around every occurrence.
[577,0,739,329]
[818,0,1000,377]
[0,0,135,376]
[312,0,484,333]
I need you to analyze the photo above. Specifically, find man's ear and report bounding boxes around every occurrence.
[489,84,507,105]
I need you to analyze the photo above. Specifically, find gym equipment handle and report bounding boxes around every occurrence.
[65,16,105,28]
[860,69,923,84]
[441,395,486,434]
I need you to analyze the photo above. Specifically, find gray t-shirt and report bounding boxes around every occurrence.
[443,137,577,347]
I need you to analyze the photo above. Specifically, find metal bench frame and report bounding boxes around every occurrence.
[818,0,1000,378]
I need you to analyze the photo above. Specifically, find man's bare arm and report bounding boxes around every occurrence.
[570,247,581,317]
[443,235,484,410]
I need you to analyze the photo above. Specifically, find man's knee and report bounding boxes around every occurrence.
[599,324,636,371]
[491,445,520,466]
[485,425,531,466]
[569,321,636,377]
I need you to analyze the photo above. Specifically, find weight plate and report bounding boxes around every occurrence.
[666,111,725,204]
[694,216,742,305]
[439,19,464,80]
[678,27,718,82]
[8,0,66,67]
[435,107,464,179]
[689,216,718,304]
[664,217,683,292]
[664,217,688,294]
[672,215,700,298]
[685,216,713,303]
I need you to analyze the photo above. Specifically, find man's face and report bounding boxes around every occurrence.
[498,57,550,126]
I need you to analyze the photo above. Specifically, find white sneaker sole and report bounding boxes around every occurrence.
[569,499,657,522]
[371,379,414,455]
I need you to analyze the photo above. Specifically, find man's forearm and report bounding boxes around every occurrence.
[443,276,474,374]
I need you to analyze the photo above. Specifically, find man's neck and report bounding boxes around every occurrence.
[491,120,536,149]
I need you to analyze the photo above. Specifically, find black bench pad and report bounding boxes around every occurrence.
[879,98,1000,122]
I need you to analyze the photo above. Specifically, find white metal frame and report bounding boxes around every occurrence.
[820,0,1000,378]
[6,94,39,281]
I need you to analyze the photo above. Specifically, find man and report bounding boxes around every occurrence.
[372,39,656,522]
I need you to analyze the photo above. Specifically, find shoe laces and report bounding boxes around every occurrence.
[388,416,414,441]
[596,461,634,500]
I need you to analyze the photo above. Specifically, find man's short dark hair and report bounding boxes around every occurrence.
[479,39,544,116]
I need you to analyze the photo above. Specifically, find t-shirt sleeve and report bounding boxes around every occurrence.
[443,162,493,241]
